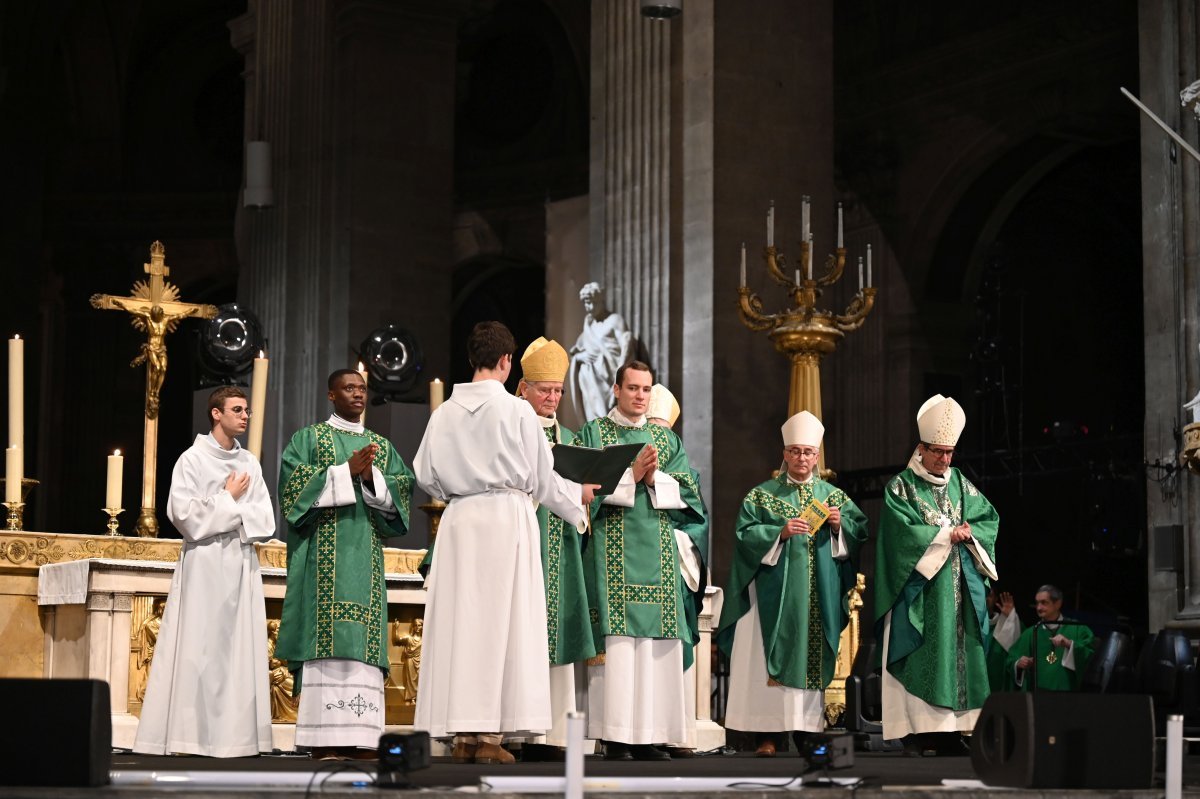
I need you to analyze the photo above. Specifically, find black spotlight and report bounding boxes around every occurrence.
[197,303,265,387]
[377,731,430,789]
[358,325,424,403]
[802,733,854,771]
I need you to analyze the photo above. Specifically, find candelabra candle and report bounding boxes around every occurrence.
[740,242,747,287]
[837,202,844,248]
[858,256,864,291]
[867,244,873,287]
[802,196,811,244]
[808,235,814,281]
[767,202,775,247]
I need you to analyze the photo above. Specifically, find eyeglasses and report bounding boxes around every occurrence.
[923,444,954,458]
[783,447,819,459]
[223,405,252,417]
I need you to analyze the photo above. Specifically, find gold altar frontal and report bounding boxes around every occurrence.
[0,530,429,734]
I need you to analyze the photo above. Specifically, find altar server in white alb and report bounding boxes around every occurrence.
[413,321,597,765]
[134,386,276,757]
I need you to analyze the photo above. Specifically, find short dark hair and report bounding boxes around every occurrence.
[615,360,653,387]
[328,368,364,390]
[1037,584,1063,602]
[468,321,515,370]
[207,386,247,427]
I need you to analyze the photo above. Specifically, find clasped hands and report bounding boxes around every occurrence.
[781,506,841,540]
[630,445,658,487]
[949,521,973,543]
[346,443,380,480]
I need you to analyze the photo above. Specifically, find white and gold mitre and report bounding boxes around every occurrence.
[781,410,824,447]
[916,394,966,446]
[520,337,569,383]
[647,383,681,427]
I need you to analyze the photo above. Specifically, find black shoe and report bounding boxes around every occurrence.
[662,745,695,759]
[629,744,671,761]
[520,743,565,762]
[602,740,632,761]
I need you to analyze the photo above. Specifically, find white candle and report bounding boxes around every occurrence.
[740,242,747,287]
[801,196,811,245]
[430,378,444,411]
[837,202,844,248]
[858,256,864,291]
[246,351,269,460]
[106,449,123,509]
[767,202,775,247]
[8,335,22,453]
[4,446,19,504]
[357,362,369,424]
[867,244,873,287]
[794,268,801,286]
[808,235,815,280]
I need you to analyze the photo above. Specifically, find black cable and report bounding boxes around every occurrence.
[303,762,376,799]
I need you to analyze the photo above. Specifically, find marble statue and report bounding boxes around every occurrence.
[568,283,633,423]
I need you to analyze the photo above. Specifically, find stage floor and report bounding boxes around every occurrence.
[0,747,1197,798]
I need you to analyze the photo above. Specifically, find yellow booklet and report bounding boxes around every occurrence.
[798,497,830,532]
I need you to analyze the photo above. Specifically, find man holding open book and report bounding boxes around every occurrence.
[716,411,867,757]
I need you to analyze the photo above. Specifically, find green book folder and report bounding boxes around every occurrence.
[551,442,646,495]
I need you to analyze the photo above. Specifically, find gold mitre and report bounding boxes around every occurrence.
[647,383,681,427]
[782,410,824,447]
[520,336,569,383]
[917,394,966,446]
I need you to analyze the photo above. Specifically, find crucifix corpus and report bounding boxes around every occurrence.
[90,241,218,537]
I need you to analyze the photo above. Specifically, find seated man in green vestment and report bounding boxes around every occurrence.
[985,586,1022,692]
[275,369,414,760]
[875,394,999,756]
[1006,584,1095,692]
[717,410,867,758]
[577,361,707,761]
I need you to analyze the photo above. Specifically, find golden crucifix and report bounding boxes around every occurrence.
[90,241,217,537]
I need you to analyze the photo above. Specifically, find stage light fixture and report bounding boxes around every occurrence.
[377,731,430,789]
[802,733,854,771]
[640,0,681,18]
[196,303,266,387]
[358,325,424,403]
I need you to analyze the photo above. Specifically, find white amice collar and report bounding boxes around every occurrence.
[608,408,645,428]
[201,433,241,459]
[536,414,557,429]
[786,472,816,486]
[328,413,365,434]
[908,447,949,487]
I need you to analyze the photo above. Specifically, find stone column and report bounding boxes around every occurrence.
[590,0,674,378]
[230,0,462,493]
[1140,1,1200,631]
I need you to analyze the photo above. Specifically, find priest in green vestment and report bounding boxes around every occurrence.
[516,336,595,760]
[874,394,999,755]
[276,369,414,758]
[576,361,707,761]
[985,587,1022,692]
[1006,584,1095,692]
[717,410,867,757]
[647,383,711,757]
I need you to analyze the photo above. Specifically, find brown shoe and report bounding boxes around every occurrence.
[475,741,516,765]
[451,737,478,764]
[345,747,377,761]
[310,746,344,761]
[755,739,777,758]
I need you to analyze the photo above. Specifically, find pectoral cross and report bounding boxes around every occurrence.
[91,241,218,537]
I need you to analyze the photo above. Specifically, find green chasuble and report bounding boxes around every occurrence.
[676,467,711,671]
[540,421,596,665]
[716,475,867,691]
[1005,621,1095,692]
[576,416,706,649]
[986,612,1023,692]
[874,466,999,712]
[275,422,414,684]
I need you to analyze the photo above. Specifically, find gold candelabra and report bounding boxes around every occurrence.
[737,202,877,474]
[1,478,39,531]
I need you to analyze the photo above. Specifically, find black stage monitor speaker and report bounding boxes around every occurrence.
[0,678,111,787]
[971,692,1153,789]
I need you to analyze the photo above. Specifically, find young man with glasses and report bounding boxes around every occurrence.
[875,394,1000,756]
[134,386,276,757]
[716,411,866,758]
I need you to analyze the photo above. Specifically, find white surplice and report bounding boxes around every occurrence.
[413,379,587,738]
[133,434,276,757]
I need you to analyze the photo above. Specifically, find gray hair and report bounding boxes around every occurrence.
[1037,584,1063,602]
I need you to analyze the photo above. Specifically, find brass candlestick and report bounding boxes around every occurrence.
[420,499,447,546]
[3,501,24,531]
[103,507,124,537]
[737,223,877,475]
